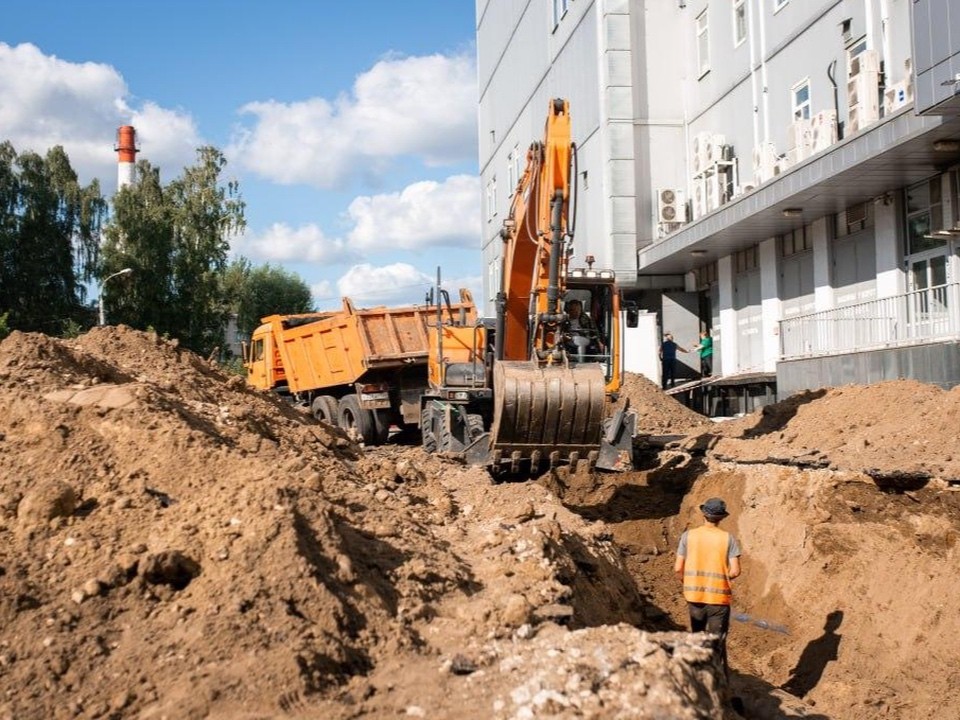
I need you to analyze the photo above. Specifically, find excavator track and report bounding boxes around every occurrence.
[490,361,606,469]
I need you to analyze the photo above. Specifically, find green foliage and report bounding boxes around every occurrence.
[61,318,84,339]
[101,147,246,356]
[226,258,314,338]
[218,355,247,377]
[0,141,106,334]
[0,312,9,341]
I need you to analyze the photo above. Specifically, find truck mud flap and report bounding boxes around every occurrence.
[489,361,606,468]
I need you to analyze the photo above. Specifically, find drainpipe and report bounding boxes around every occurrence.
[879,0,892,85]
[757,0,771,143]
[747,0,760,151]
[828,60,843,140]
[865,0,876,52]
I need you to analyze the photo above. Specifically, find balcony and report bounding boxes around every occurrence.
[780,282,960,359]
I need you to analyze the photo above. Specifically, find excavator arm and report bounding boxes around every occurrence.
[498,98,574,363]
[487,99,634,471]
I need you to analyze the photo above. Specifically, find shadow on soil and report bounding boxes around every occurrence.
[730,671,832,720]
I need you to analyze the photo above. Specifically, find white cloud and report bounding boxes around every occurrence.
[335,263,434,307]
[230,222,357,264]
[346,175,480,251]
[310,280,334,305]
[0,42,201,189]
[228,53,478,188]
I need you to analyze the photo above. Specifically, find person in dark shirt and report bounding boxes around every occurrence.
[660,332,687,389]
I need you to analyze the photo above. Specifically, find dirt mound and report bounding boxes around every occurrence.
[704,379,960,482]
[0,327,726,719]
[617,372,712,435]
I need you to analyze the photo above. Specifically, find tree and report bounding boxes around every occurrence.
[0,142,105,333]
[225,258,314,338]
[101,147,245,355]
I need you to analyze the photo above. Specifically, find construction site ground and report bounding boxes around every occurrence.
[1,327,958,719]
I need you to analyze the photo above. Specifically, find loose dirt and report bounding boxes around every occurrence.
[1,334,957,720]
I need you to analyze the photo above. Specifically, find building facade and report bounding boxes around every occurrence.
[477,0,960,406]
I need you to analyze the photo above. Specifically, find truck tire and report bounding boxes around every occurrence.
[338,395,377,445]
[372,409,391,445]
[311,396,338,424]
[420,404,438,453]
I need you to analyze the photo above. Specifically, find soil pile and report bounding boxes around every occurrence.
[0,327,729,719]
[703,379,960,483]
[617,372,712,435]
[550,372,960,720]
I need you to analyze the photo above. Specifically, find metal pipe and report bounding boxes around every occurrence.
[747,0,760,151]
[879,0,892,84]
[757,0,771,143]
[828,60,843,140]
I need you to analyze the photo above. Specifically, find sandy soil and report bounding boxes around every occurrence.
[1,332,958,719]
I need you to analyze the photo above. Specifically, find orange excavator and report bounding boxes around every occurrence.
[421,98,636,472]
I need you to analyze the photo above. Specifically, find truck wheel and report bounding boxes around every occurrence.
[338,395,376,445]
[311,396,338,423]
[372,410,391,445]
[420,404,438,453]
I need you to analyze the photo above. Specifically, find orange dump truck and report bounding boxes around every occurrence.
[244,291,479,445]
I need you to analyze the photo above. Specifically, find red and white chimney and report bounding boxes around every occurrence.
[115,125,138,188]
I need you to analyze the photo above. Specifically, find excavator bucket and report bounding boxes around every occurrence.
[489,361,607,471]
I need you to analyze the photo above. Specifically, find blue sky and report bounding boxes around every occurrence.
[0,0,482,309]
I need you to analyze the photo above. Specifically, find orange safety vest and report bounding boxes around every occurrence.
[682,525,733,605]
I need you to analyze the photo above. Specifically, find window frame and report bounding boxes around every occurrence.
[696,7,710,78]
[733,0,747,48]
[791,78,811,121]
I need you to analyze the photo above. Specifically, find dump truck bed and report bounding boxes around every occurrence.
[259,297,476,395]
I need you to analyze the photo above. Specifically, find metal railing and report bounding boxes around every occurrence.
[780,282,960,359]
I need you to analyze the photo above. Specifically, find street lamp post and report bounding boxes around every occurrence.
[98,268,133,326]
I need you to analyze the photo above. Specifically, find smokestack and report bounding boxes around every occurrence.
[115,125,138,188]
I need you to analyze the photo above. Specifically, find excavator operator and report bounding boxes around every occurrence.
[563,298,604,359]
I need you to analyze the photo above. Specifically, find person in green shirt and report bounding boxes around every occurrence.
[694,330,713,377]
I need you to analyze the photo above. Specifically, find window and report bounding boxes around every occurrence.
[780,228,811,257]
[507,143,521,196]
[485,176,498,222]
[773,0,789,12]
[552,0,569,28]
[906,178,944,255]
[735,245,759,273]
[696,8,710,77]
[792,79,811,120]
[733,0,747,47]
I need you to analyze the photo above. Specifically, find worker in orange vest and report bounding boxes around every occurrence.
[674,497,742,673]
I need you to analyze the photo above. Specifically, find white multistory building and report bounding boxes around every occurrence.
[478,0,960,410]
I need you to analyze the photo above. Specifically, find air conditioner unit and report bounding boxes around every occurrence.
[692,132,712,176]
[657,188,687,224]
[847,71,880,134]
[705,174,724,212]
[752,142,778,185]
[786,119,813,161]
[810,110,838,152]
[706,133,727,165]
[848,49,880,79]
[736,182,757,197]
[692,183,706,219]
[884,80,913,115]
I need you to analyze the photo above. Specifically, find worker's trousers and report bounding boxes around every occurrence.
[688,602,731,674]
